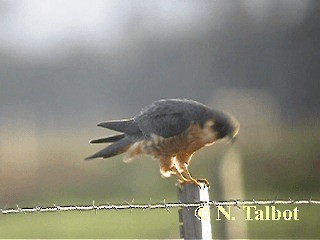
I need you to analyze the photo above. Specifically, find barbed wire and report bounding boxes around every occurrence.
[1,198,319,215]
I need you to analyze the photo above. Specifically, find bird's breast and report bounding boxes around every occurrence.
[142,122,217,157]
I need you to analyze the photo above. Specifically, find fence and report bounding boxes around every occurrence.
[1,198,319,215]
[1,183,319,239]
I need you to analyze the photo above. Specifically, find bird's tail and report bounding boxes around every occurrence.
[89,134,125,144]
[85,137,132,160]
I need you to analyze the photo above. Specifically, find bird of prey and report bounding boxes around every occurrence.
[86,98,239,187]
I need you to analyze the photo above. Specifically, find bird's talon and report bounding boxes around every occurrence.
[178,179,186,184]
[177,179,199,186]
[196,178,210,189]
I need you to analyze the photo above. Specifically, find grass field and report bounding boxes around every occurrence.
[0,124,319,238]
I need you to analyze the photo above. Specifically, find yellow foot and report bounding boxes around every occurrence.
[176,179,194,190]
[177,178,210,189]
[178,179,186,184]
[196,178,210,189]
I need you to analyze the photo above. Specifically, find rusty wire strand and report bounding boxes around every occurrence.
[1,198,319,215]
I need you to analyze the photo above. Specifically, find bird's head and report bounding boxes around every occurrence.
[210,111,240,144]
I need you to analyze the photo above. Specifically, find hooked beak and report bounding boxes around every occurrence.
[230,134,237,144]
[228,131,238,144]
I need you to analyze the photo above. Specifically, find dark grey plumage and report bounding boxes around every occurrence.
[86,137,132,160]
[86,98,240,186]
[86,98,239,160]
[97,119,140,135]
[134,99,211,138]
[89,134,125,144]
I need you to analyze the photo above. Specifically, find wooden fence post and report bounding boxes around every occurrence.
[178,183,212,239]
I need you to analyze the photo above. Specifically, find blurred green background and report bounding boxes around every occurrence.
[0,0,319,238]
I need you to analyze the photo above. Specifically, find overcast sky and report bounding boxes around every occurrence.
[0,0,310,57]
[0,0,214,55]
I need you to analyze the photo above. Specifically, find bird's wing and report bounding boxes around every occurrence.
[97,118,140,135]
[135,103,191,138]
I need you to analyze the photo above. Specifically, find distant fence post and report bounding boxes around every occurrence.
[177,183,212,239]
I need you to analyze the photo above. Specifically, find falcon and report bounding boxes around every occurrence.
[86,98,239,187]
